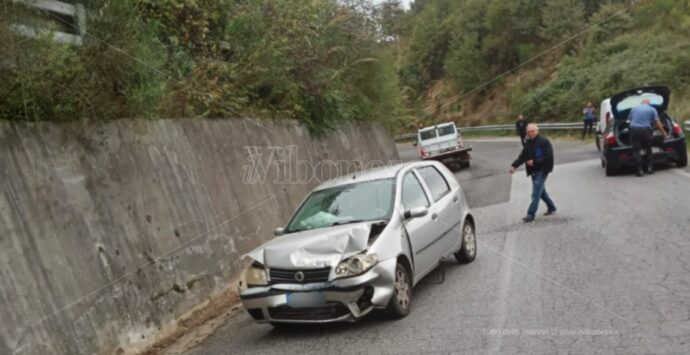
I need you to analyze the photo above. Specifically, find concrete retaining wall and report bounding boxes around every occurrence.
[0,119,398,354]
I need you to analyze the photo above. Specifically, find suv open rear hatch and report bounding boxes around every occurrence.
[610,86,670,120]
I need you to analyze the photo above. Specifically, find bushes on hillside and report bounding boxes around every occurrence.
[0,0,405,132]
[516,31,690,120]
[397,0,690,124]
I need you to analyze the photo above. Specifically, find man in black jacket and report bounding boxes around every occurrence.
[509,123,557,222]
[515,114,529,146]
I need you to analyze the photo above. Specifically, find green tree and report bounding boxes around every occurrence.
[400,0,454,92]
[444,33,490,94]
[587,3,632,44]
[540,0,586,44]
[483,0,520,72]
[377,0,408,42]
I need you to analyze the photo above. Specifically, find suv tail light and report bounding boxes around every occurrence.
[606,133,617,146]
[672,123,682,136]
[606,112,611,124]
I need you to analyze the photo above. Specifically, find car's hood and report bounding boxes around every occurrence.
[610,86,670,120]
[244,222,373,269]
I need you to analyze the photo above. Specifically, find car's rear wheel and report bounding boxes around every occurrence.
[677,148,688,168]
[455,221,477,264]
[605,160,616,176]
[385,262,411,318]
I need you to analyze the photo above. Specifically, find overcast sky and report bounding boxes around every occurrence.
[398,0,412,9]
[373,0,413,10]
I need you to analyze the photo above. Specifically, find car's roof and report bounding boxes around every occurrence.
[417,122,456,132]
[314,161,425,191]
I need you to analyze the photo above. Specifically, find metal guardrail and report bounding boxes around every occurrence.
[395,122,583,142]
[10,0,86,46]
[395,132,417,141]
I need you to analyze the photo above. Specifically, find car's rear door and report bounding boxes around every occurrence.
[416,165,463,259]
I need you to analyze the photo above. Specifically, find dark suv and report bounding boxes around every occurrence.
[601,86,687,176]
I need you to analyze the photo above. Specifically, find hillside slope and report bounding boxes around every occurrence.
[393,0,690,130]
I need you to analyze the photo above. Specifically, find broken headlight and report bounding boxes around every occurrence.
[334,253,378,280]
[243,262,268,287]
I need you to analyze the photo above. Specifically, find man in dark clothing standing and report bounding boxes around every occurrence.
[515,114,529,146]
[509,123,557,222]
[582,102,596,139]
[629,98,667,177]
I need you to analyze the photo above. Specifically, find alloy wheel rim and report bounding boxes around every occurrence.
[464,225,476,257]
[395,268,410,309]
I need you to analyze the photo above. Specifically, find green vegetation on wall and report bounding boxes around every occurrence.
[0,0,405,132]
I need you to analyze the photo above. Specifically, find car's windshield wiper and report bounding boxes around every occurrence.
[285,228,308,233]
[331,219,365,226]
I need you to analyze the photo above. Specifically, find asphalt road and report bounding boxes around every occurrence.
[182,137,690,355]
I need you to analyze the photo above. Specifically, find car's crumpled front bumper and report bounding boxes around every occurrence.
[239,259,396,323]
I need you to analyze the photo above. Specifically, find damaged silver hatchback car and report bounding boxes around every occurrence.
[239,161,476,324]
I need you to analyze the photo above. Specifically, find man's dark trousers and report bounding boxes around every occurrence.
[527,172,556,218]
[582,119,593,138]
[631,126,653,173]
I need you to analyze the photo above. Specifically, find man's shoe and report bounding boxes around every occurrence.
[646,169,654,175]
[544,209,557,216]
[522,215,535,223]
[636,170,643,177]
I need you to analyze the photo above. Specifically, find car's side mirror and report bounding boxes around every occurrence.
[273,227,285,236]
[404,206,428,220]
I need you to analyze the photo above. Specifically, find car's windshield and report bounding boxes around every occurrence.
[286,179,395,233]
[437,125,456,136]
[419,129,437,140]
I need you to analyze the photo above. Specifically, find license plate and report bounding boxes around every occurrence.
[652,147,662,154]
[286,292,326,308]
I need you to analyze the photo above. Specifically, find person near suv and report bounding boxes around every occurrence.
[582,101,596,139]
[515,114,530,146]
[629,98,668,177]
[509,123,557,222]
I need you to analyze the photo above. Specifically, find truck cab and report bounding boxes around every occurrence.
[417,122,472,169]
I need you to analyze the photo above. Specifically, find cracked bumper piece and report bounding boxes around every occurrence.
[239,259,396,323]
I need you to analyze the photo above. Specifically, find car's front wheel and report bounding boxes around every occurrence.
[455,221,477,264]
[385,262,411,318]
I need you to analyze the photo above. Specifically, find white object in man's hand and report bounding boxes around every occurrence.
[526,160,534,167]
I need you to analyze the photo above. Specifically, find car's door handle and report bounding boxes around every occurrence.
[431,213,438,220]
[453,196,459,203]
